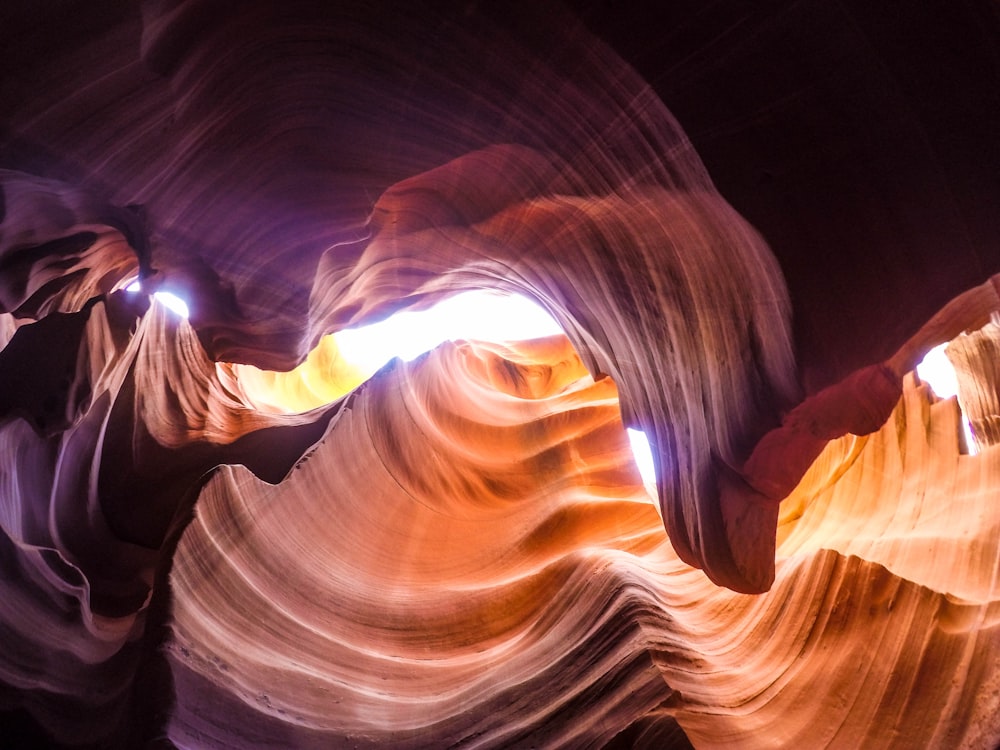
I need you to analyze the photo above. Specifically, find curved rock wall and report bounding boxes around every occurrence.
[1,1,999,747]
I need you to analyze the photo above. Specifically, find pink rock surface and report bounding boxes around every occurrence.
[1,2,999,747]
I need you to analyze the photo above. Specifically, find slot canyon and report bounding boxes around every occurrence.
[1,1,999,747]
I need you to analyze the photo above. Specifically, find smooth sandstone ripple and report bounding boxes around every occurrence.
[169,338,1000,750]
[1,1,999,747]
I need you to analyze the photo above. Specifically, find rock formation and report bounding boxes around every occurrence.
[1,1,998,747]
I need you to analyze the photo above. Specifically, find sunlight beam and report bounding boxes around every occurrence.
[917,343,977,454]
[124,279,190,318]
[332,291,563,374]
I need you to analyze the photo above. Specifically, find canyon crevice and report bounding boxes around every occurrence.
[1,1,999,747]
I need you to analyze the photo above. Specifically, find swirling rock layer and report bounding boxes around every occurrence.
[1,1,1000,748]
[168,341,1000,750]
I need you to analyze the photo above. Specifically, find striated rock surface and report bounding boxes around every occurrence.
[1,0,999,747]
[947,323,1000,451]
[170,340,1000,749]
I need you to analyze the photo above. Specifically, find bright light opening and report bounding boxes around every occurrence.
[917,343,976,454]
[231,289,657,488]
[124,280,189,318]
[333,291,658,491]
[916,344,958,399]
[152,292,189,318]
[627,428,658,499]
[333,291,564,374]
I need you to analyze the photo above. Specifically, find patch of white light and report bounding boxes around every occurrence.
[334,290,659,490]
[917,342,977,454]
[125,280,189,318]
[627,428,658,500]
[332,291,563,373]
[916,344,958,399]
[153,292,190,318]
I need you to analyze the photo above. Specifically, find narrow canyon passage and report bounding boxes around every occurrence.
[1,1,999,747]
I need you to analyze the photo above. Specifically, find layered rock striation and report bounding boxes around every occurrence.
[1,1,999,747]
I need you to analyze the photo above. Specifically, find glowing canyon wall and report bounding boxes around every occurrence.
[1,1,999,747]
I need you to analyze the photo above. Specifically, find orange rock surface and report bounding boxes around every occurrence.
[1,1,999,748]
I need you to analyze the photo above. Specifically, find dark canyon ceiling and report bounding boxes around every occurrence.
[1,0,999,747]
